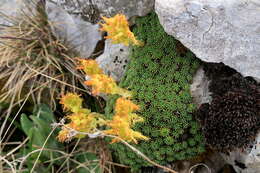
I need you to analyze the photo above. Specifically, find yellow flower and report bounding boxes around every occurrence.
[57,127,70,142]
[114,98,143,125]
[104,97,148,143]
[100,14,143,46]
[60,93,83,113]
[77,59,103,76]
[67,112,102,133]
[85,74,132,97]
[115,97,139,118]
[105,116,149,144]
[85,74,117,95]
[58,111,106,142]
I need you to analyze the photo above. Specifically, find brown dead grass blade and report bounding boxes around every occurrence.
[0,1,87,109]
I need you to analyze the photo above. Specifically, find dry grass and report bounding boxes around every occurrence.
[0,137,111,173]
[0,1,87,109]
[0,2,113,172]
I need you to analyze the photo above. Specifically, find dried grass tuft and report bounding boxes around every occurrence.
[0,1,87,108]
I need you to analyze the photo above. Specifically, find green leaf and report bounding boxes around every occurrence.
[20,113,34,136]
[19,104,65,171]
[34,104,55,123]
[30,116,51,136]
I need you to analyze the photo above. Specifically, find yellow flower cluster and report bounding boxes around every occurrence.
[58,59,148,143]
[100,14,144,46]
[58,14,147,144]
[78,59,131,97]
[77,59,103,76]
[85,74,116,95]
[58,93,105,142]
[104,98,148,143]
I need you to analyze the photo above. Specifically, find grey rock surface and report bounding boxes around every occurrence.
[190,67,212,107]
[46,1,102,58]
[155,0,260,79]
[96,40,130,82]
[0,0,41,31]
[0,0,24,25]
[221,132,260,173]
[49,0,154,22]
[0,0,16,17]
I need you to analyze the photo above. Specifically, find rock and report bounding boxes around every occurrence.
[190,66,212,107]
[0,0,17,25]
[96,40,130,82]
[83,40,130,100]
[45,1,102,58]
[49,0,154,22]
[190,152,227,173]
[0,0,32,25]
[254,77,260,83]
[221,132,260,173]
[155,0,260,79]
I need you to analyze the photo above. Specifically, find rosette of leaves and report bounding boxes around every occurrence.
[105,12,205,171]
[197,73,260,151]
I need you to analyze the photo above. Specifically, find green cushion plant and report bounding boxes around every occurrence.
[105,12,205,171]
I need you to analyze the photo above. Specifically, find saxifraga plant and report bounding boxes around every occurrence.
[0,1,85,108]
[105,12,205,171]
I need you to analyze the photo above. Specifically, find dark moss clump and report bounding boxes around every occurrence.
[105,13,205,171]
[198,64,260,151]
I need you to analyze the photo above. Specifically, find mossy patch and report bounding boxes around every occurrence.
[198,63,260,151]
[105,12,205,171]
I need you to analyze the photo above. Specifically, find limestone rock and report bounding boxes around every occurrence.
[46,1,102,58]
[84,40,130,100]
[155,0,260,79]
[96,40,130,82]
[0,0,35,25]
[190,67,212,107]
[221,132,260,173]
[49,0,154,22]
[0,0,16,25]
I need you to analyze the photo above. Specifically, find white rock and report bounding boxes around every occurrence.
[0,0,34,25]
[155,0,260,79]
[49,0,154,20]
[221,132,260,173]
[190,67,212,107]
[0,0,16,24]
[45,1,102,58]
[96,40,130,82]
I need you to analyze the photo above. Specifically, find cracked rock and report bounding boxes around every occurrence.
[155,0,260,79]
[49,0,154,22]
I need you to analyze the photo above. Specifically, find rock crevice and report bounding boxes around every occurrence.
[155,0,260,79]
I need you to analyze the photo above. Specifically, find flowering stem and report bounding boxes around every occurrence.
[54,123,178,173]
